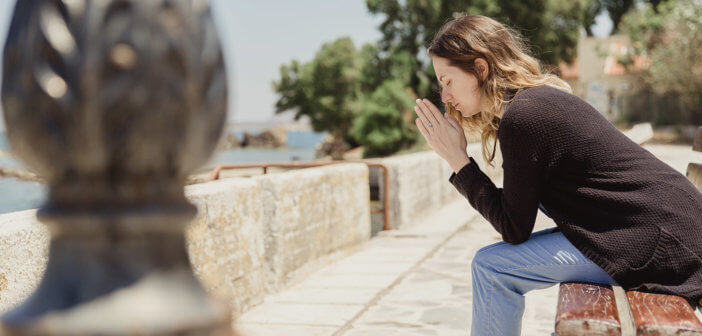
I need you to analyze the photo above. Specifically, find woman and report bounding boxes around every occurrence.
[413,14,702,336]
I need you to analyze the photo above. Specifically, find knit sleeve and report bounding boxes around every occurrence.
[448,111,547,244]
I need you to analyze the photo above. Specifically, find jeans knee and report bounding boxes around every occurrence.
[472,242,505,274]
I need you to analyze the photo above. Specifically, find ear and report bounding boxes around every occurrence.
[474,58,489,81]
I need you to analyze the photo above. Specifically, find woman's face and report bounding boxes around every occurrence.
[431,56,486,118]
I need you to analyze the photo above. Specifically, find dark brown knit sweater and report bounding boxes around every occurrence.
[449,85,702,307]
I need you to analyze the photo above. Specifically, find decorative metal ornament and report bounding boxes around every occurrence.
[1,0,231,334]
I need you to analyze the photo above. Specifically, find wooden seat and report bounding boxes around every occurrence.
[556,127,702,335]
[555,283,621,336]
[627,291,702,335]
[555,282,702,336]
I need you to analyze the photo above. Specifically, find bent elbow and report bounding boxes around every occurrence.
[504,235,529,245]
[502,227,531,245]
[499,216,534,245]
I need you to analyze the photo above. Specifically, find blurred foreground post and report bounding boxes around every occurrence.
[1,0,231,334]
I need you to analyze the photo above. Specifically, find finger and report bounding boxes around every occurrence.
[444,113,462,131]
[414,105,434,131]
[415,118,432,141]
[423,99,445,125]
[416,99,441,127]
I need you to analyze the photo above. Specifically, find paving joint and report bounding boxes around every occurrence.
[332,219,475,336]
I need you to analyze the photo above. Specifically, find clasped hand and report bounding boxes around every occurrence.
[414,99,471,173]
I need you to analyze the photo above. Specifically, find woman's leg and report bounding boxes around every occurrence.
[470,227,617,336]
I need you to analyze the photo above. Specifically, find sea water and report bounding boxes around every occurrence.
[0,130,325,214]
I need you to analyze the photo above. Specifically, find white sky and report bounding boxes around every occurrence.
[0,0,612,129]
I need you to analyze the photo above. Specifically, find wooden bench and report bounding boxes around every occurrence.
[555,283,702,335]
[555,127,702,336]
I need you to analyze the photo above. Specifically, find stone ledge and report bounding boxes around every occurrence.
[0,163,372,320]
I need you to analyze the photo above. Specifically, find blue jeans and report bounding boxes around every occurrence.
[470,227,618,336]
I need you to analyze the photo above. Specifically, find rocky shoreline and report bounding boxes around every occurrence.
[218,125,288,150]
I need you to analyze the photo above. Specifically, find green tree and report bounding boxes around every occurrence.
[359,43,415,94]
[602,0,635,34]
[583,0,603,36]
[350,80,418,157]
[365,0,587,104]
[619,0,702,123]
[273,37,363,144]
[274,38,419,157]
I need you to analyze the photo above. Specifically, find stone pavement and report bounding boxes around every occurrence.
[234,144,702,336]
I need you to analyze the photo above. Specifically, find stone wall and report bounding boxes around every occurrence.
[185,163,370,316]
[0,163,370,318]
[254,164,370,293]
[0,149,502,318]
[377,143,503,230]
[184,178,267,319]
[0,210,48,313]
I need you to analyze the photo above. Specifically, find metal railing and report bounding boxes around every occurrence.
[207,161,391,230]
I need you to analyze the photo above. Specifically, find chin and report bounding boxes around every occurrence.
[460,110,478,118]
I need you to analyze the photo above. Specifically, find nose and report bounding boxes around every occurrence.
[441,89,452,104]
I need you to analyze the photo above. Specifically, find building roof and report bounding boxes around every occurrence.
[557,36,649,79]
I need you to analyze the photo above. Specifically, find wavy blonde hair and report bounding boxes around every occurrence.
[427,15,571,166]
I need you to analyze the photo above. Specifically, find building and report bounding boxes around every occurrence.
[559,35,647,122]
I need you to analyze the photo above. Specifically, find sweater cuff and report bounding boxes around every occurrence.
[449,157,477,187]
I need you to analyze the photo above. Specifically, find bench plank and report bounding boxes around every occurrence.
[555,283,621,336]
[626,291,702,336]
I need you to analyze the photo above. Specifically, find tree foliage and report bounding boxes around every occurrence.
[602,0,636,34]
[273,38,419,155]
[620,0,702,122]
[273,37,363,143]
[365,0,588,104]
[274,0,684,158]
[350,80,418,157]
[583,0,603,36]
[584,0,671,35]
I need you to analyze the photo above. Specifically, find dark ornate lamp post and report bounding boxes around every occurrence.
[1,0,232,334]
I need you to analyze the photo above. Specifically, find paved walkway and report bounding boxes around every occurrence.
[235,144,702,336]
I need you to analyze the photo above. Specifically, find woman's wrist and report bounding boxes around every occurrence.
[449,155,471,174]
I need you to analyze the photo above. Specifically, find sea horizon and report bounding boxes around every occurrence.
[0,129,325,215]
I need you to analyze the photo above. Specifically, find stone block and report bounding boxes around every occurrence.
[624,122,654,145]
[687,163,702,192]
[254,163,371,291]
[379,144,503,230]
[185,178,266,317]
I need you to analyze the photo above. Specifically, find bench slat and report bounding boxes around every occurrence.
[688,163,702,192]
[626,291,702,335]
[555,283,621,336]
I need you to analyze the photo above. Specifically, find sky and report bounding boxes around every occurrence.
[0,0,613,129]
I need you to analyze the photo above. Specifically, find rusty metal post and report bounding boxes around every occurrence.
[1,0,231,334]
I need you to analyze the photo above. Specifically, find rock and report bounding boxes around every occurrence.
[222,133,242,149]
[242,129,286,148]
[314,134,349,160]
[214,133,242,152]
[342,146,364,160]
